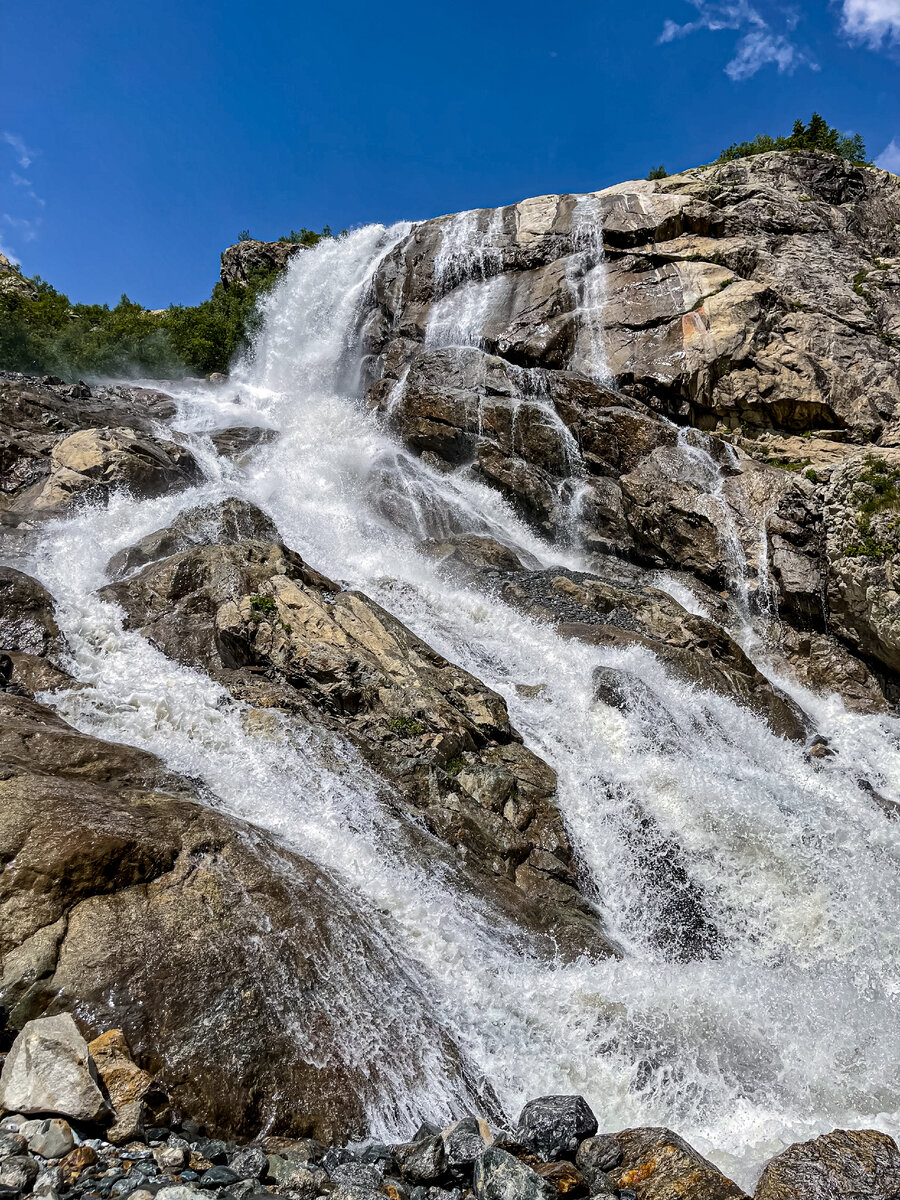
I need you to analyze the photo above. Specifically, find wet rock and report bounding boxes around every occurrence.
[0,694,478,1143]
[516,1097,597,1163]
[576,1135,622,1182]
[394,1137,447,1184]
[0,1014,109,1122]
[101,539,610,956]
[4,428,201,525]
[0,569,63,661]
[88,1031,157,1114]
[19,1118,75,1159]
[605,1128,747,1200]
[754,1128,900,1200]
[228,1150,268,1182]
[199,1167,239,1188]
[473,1147,554,1200]
[106,499,279,579]
[531,1162,587,1197]
[0,1157,39,1193]
[419,535,528,575]
[330,1163,383,1189]
[442,1118,491,1170]
[209,427,278,461]
[59,1145,99,1184]
[153,1147,187,1173]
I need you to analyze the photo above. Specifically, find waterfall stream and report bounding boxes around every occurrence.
[8,222,900,1188]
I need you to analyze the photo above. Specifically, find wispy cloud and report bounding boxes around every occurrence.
[876,138,900,173]
[658,1,816,78]
[2,132,36,169]
[3,213,40,243]
[10,170,44,207]
[840,0,900,46]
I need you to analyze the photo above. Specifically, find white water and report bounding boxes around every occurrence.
[10,223,900,1188]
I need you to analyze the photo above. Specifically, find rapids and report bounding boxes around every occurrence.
[7,218,900,1189]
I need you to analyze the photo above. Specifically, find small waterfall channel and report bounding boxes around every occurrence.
[7,219,900,1189]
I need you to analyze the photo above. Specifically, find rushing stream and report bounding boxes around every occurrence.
[8,220,900,1188]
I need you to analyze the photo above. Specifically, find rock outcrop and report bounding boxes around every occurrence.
[220,240,303,289]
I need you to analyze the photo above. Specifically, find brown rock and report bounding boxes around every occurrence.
[754,1128,900,1200]
[606,1127,747,1200]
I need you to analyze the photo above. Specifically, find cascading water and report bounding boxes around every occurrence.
[10,223,900,1188]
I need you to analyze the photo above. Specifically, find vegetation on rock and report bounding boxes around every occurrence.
[718,112,869,165]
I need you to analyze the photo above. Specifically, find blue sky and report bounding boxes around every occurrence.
[2,0,900,307]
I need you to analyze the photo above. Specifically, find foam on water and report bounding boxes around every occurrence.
[10,222,900,1188]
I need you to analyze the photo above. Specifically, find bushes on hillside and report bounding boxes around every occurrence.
[0,226,333,380]
[718,113,869,165]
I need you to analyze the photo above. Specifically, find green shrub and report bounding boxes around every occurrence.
[718,113,869,166]
[647,165,669,180]
[389,715,425,736]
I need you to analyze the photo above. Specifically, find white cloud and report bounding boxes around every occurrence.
[725,29,818,78]
[876,138,900,173]
[840,0,900,46]
[2,132,36,169]
[658,0,815,77]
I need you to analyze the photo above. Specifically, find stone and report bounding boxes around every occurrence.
[575,1135,622,1177]
[267,1163,327,1200]
[0,1014,109,1122]
[531,1162,587,1197]
[19,1118,75,1159]
[473,1148,555,1200]
[604,1128,746,1200]
[0,1133,27,1155]
[209,427,278,461]
[0,569,63,661]
[0,1157,39,1192]
[198,1167,239,1188]
[227,1150,267,1182]
[88,1031,155,1109]
[394,1137,447,1184]
[219,241,303,290]
[754,1128,900,1200]
[516,1097,598,1163]
[155,1188,206,1200]
[107,1102,147,1147]
[442,1118,490,1169]
[330,1163,383,1189]
[101,538,611,957]
[153,1148,187,1173]
[59,1145,99,1185]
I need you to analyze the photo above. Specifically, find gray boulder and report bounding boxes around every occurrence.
[0,1014,108,1122]
[516,1095,598,1162]
[473,1148,554,1200]
[605,1128,746,1200]
[18,1118,74,1159]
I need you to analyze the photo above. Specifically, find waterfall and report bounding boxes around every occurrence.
[12,225,900,1188]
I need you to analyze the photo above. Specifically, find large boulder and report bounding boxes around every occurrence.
[0,691,486,1140]
[106,497,280,578]
[604,1128,748,1200]
[0,1013,108,1122]
[516,1096,598,1162]
[754,1129,900,1200]
[0,374,177,533]
[99,524,610,954]
[0,568,63,661]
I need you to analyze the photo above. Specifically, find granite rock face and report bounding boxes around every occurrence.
[754,1129,900,1200]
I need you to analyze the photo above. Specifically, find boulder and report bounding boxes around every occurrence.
[0,569,62,661]
[516,1096,598,1163]
[209,426,279,461]
[17,1118,74,1159]
[0,692,486,1141]
[473,1148,555,1200]
[754,1129,900,1200]
[442,1118,491,1169]
[105,498,279,578]
[394,1136,448,1184]
[0,1014,108,1122]
[604,1128,747,1200]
